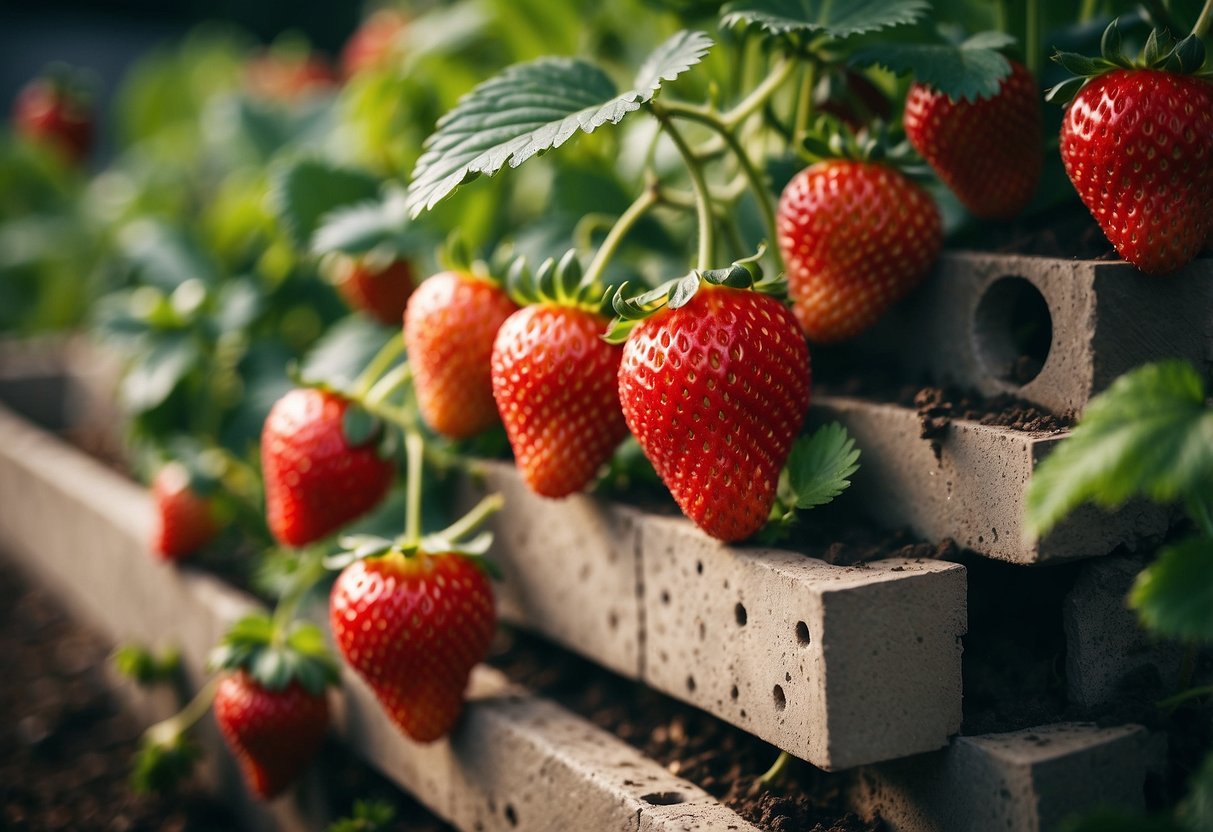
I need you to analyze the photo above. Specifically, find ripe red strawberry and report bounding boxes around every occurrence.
[150,463,220,561]
[214,671,329,799]
[341,9,407,79]
[492,304,628,497]
[261,388,394,547]
[404,271,518,440]
[330,550,495,742]
[904,59,1042,219]
[12,74,94,164]
[1061,74,1213,274]
[777,159,942,343]
[332,255,416,326]
[616,275,810,542]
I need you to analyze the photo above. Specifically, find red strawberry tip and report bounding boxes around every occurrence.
[1048,19,1209,103]
[605,246,785,343]
[209,614,340,697]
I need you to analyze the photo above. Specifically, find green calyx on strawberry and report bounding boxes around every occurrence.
[262,386,396,547]
[1049,21,1213,275]
[610,249,813,543]
[490,250,630,498]
[778,117,942,343]
[208,613,339,799]
[327,490,503,743]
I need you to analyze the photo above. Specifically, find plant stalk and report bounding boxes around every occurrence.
[758,750,793,785]
[350,336,405,400]
[1026,0,1042,76]
[651,106,716,271]
[364,362,412,407]
[582,184,662,288]
[436,493,505,543]
[793,61,816,147]
[145,676,220,746]
[269,548,327,647]
[1196,0,1213,41]
[403,430,424,546]
[723,56,798,129]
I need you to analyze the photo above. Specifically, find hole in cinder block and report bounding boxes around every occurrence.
[973,276,1052,386]
[734,602,747,626]
[795,621,810,645]
[773,684,786,710]
[642,791,687,806]
[695,560,704,575]
[504,804,518,826]
[730,684,739,700]
[686,675,697,692]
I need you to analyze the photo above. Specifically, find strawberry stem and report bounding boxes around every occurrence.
[758,750,793,786]
[1026,0,1042,76]
[269,548,328,647]
[435,493,504,544]
[350,335,405,401]
[1195,0,1213,39]
[582,182,662,288]
[792,61,816,147]
[144,675,220,748]
[722,56,797,130]
[404,430,424,546]
[659,103,780,262]
[364,361,412,408]
[651,106,715,271]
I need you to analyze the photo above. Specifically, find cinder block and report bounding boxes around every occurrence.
[850,723,1152,832]
[1064,556,1183,708]
[640,515,967,772]
[447,673,762,832]
[853,254,1213,415]
[460,460,643,679]
[814,395,1171,564]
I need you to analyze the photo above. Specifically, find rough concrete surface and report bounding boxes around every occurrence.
[814,395,1171,563]
[851,722,1152,832]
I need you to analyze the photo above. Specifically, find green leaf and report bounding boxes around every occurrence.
[1129,537,1213,643]
[1025,361,1213,537]
[132,734,200,794]
[269,158,381,250]
[1180,752,1213,832]
[407,30,712,216]
[782,422,861,509]
[298,316,397,393]
[311,190,433,258]
[118,220,222,291]
[852,32,1015,102]
[120,334,201,413]
[342,404,380,446]
[328,799,397,832]
[720,0,928,38]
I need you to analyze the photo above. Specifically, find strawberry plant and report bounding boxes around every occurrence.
[1026,360,1213,832]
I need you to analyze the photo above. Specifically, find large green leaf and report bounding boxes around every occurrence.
[1025,361,1213,536]
[118,220,222,291]
[720,0,928,38]
[852,32,1015,102]
[1129,537,1213,643]
[269,158,381,250]
[407,30,712,216]
[311,191,433,258]
[297,315,396,392]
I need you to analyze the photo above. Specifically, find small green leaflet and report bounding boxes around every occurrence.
[311,190,432,258]
[852,32,1016,102]
[407,30,713,216]
[1129,537,1213,643]
[720,0,928,38]
[1025,360,1213,537]
[781,422,861,510]
[269,158,381,250]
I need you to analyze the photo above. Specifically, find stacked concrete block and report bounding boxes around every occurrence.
[850,723,1153,832]
[853,254,1213,414]
[640,515,967,771]
[1063,556,1183,708]
[814,395,1171,564]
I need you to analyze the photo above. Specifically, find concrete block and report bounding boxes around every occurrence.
[851,723,1152,832]
[447,676,761,832]
[641,515,967,771]
[814,395,1171,563]
[461,460,644,679]
[1064,556,1183,708]
[852,253,1213,415]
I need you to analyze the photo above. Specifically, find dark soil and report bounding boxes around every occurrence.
[0,555,453,832]
[488,627,884,832]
